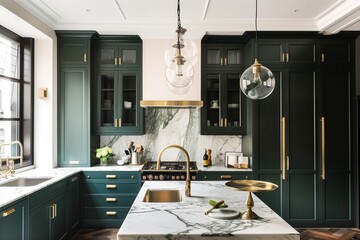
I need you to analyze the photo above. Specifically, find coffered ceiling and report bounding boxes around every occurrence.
[11,0,360,38]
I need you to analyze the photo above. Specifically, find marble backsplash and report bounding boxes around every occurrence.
[100,108,243,166]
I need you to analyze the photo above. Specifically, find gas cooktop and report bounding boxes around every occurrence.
[142,161,198,171]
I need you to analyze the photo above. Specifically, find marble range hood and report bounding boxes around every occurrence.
[141,39,203,108]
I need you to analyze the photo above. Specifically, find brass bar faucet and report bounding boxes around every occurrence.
[0,141,23,178]
[156,144,191,197]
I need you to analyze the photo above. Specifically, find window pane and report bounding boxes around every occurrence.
[0,34,20,79]
[0,120,19,146]
[0,77,19,118]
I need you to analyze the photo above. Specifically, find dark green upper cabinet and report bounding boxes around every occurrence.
[56,31,99,167]
[257,39,316,65]
[95,36,144,135]
[98,42,141,69]
[201,37,246,135]
[319,39,351,65]
[202,44,243,69]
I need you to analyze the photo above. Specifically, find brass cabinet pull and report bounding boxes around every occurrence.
[130,175,135,179]
[54,203,57,218]
[282,53,285,62]
[114,118,118,127]
[203,176,208,180]
[106,211,117,216]
[83,53,87,63]
[106,174,117,179]
[224,118,227,127]
[106,198,117,202]
[220,175,232,179]
[224,57,227,65]
[118,118,122,127]
[286,53,289,62]
[281,117,286,180]
[2,208,15,217]
[106,184,117,189]
[220,118,223,127]
[118,57,122,65]
[220,57,223,65]
[50,204,55,219]
[71,176,78,182]
[321,117,326,180]
[321,53,325,62]
[114,58,118,65]
[286,156,290,170]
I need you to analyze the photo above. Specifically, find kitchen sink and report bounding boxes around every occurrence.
[143,189,182,202]
[0,177,52,187]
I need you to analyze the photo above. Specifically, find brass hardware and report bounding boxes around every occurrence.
[286,156,289,170]
[220,118,223,127]
[118,118,122,127]
[0,141,23,178]
[2,208,15,217]
[220,57,223,65]
[224,118,227,127]
[220,175,232,179]
[321,117,326,180]
[156,144,191,197]
[118,57,122,65]
[106,211,117,216]
[54,203,57,218]
[282,53,285,62]
[106,175,117,179]
[114,58,118,65]
[83,53,87,63]
[281,117,286,180]
[106,198,117,202]
[50,204,55,219]
[106,184,117,189]
[224,58,227,65]
[130,175,135,179]
[321,53,325,62]
[203,176,208,180]
[286,53,289,62]
[114,119,118,127]
[225,180,278,220]
[71,176,78,182]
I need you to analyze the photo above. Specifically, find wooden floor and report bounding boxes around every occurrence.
[71,228,360,240]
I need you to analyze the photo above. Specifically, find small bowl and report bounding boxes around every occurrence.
[117,160,125,165]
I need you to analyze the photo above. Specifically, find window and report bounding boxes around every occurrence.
[0,26,33,168]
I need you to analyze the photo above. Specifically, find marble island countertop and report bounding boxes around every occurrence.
[118,181,299,240]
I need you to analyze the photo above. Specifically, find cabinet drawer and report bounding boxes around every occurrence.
[83,182,140,194]
[82,171,139,180]
[83,207,129,220]
[83,194,136,207]
[202,173,251,181]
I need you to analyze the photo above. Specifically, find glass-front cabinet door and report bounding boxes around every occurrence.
[98,43,141,68]
[203,45,242,68]
[201,70,246,135]
[97,70,143,135]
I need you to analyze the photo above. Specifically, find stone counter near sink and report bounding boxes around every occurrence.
[118,181,299,240]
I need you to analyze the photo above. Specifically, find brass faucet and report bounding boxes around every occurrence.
[0,141,23,178]
[156,144,191,197]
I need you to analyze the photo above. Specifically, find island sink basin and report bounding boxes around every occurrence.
[0,177,52,187]
[143,189,182,202]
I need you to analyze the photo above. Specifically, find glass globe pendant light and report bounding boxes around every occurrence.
[240,0,275,100]
[165,0,194,95]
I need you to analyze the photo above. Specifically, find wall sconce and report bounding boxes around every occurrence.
[38,88,48,99]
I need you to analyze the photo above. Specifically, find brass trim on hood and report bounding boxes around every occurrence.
[140,100,203,108]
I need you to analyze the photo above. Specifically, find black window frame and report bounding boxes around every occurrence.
[0,25,34,169]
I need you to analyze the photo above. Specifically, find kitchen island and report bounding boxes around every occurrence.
[118,181,299,240]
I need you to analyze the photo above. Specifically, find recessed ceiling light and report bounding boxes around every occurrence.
[294,9,300,13]
[86,9,91,12]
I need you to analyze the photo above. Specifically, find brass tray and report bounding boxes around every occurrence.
[225,179,278,192]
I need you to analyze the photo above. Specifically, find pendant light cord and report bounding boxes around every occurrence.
[255,0,258,60]
[176,0,182,55]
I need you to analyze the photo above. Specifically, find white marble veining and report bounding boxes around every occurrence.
[101,108,244,166]
[118,181,299,240]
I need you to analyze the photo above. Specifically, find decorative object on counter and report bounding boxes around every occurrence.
[164,0,194,95]
[226,179,278,220]
[127,141,143,165]
[225,151,248,168]
[239,0,275,100]
[207,148,212,166]
[204,200,224,215]
[95,146,114,166]
[203,148,209,167]
[208,199,228,208]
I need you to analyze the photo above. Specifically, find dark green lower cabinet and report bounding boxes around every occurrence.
[29,180,68,240]
[0,199,28,240]
[68,173,81,236]
[200,171,252,181]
